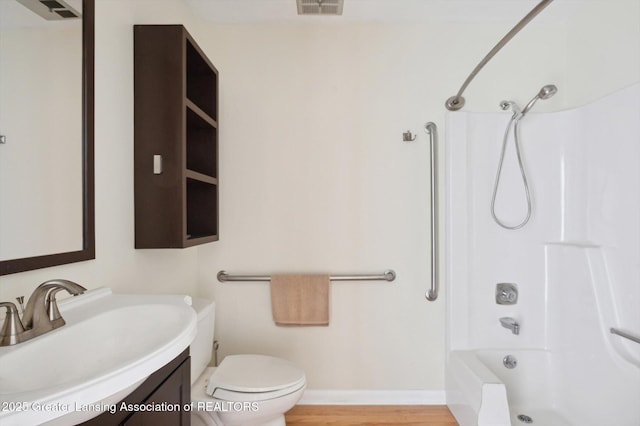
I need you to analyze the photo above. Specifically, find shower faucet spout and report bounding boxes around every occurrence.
[499,317,520,335]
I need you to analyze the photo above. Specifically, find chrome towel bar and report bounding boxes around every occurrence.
[217,270,396,283]
[610,327,640,345]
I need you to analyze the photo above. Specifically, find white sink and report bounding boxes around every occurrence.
[0,288,197,425]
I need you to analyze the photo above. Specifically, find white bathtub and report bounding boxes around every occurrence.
[447,350,571,426]
[447,349,640,426]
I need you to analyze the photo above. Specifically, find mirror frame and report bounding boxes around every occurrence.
[0,0,95,276]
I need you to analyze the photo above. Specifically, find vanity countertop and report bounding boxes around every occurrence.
[0,288,197,426]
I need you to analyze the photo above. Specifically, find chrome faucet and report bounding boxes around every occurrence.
[499,317,520,335]
[0,279,86,346]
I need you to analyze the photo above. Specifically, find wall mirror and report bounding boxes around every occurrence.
[0,0,94,276]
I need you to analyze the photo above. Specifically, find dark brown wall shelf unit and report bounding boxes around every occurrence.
[134,25,219,248]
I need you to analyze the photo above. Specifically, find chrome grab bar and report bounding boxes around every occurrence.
[445,0,555,111]
[425,122,439,301]
[610,328,640,345]
[217,270,396,283]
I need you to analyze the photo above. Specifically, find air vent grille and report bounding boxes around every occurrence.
[16,0,81,20]
[297,0,344,16]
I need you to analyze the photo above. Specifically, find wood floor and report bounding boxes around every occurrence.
[285,405,459,426]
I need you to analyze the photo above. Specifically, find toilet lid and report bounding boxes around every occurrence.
[206,354,306,395]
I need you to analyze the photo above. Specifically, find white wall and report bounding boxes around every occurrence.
[0,0,207,302]
[564,0,640,106]
[194,16,571,392]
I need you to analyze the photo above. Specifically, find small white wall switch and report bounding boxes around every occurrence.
[153,155,163,174]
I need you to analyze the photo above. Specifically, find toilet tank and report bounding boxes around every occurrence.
[190,298,215,385]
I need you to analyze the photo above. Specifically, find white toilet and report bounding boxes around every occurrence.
[190,299,306,426]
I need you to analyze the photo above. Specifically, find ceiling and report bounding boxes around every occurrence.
[184,0,603,24]
[0,0,619,28]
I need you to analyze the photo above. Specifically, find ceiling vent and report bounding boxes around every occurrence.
[297,0,344,16]
[15,0,81,20]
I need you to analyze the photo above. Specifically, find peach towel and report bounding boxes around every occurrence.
[270,274,330,326]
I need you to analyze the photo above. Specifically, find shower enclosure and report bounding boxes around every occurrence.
[445,84,640,425]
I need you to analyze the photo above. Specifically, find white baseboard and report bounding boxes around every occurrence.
[297,390,446,405]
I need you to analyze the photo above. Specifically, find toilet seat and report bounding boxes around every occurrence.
[206,354,306,401]
[210,382,305,402]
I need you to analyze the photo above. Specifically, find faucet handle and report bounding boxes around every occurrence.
[496,283,518,305]
[15,296,25,315]
[45,288,69,325]
[0,302,26,346]
[44,282,86,325]
[46,297,63,323]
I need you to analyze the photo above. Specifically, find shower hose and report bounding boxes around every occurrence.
[490,115,532,230]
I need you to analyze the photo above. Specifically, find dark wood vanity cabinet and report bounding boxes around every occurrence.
[81,349,191,426]
[134,25,219,248]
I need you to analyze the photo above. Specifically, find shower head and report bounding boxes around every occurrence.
[521,84,558,115]
[538,84,557,100]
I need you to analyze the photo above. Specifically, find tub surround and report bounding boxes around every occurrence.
[446,84,640,425]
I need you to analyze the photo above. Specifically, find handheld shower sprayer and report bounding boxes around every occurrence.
[521,84,557,115]
[491,84,558,230]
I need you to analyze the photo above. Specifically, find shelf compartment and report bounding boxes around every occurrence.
[186,178,218,243]
[186,106,217,178]
[186,38,217,121]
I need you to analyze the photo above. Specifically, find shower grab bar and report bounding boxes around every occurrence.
[445,0,555,111]
[217,270,396,283]
[610,328,640,345]
[425,122,439,301]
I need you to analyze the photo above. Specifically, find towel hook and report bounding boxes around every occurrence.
[403,130,417,142]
